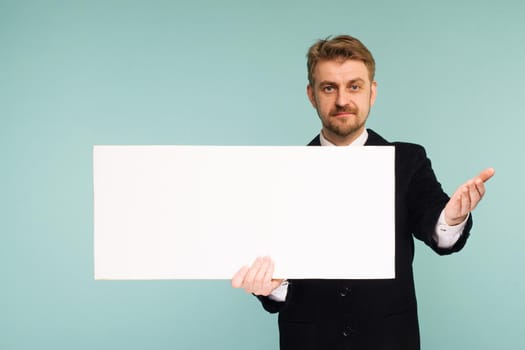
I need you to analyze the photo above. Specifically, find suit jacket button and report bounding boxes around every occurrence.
[339,287,352,297]
[342,325,355,337]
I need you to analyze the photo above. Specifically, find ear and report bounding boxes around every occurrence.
[370,81,377,107]
[307,84,317,108]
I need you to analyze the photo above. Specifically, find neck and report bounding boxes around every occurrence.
[321,127,365,146]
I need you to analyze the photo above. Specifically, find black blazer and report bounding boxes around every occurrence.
[258,129,472,350]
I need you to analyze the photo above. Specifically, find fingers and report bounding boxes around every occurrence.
[251,257,270,293]
[467,169,492,211]
[243,257,264,291]
[466,180,481,209]
[231,256,281,296]
[264,260,284,295]
[231,266,249,289]
[260,259,275,293]
[460,167,494,210]
[454,180,482,212]
[460,185,470,214]
[478,167,495,183]
[445,167,494,225]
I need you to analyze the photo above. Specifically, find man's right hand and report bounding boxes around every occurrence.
[231,256,283,296]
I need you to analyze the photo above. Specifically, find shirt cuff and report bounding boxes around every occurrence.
[433,210,469,248]
[267,280,289,302]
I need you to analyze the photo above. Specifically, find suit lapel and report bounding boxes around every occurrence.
[364,129,390,146]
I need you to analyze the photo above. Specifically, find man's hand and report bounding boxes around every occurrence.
[231,256,283,296]
[444,167,495,226]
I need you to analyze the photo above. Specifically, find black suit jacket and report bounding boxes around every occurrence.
[258,129,472,350]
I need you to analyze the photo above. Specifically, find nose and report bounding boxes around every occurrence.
[336,90,350,108]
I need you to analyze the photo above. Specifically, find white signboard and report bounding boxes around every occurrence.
[93,146,395,280]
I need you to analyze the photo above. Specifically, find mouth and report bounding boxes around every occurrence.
[332,112,355,118]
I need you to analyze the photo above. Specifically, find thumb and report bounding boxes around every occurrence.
[271,279,285,289]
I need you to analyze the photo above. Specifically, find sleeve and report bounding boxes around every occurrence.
[405,144,473,255]
[433,210,469,248]
[255,281,293,314]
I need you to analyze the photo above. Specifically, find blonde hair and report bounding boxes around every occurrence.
[307,35,376,85]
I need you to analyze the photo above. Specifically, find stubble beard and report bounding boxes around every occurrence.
[322,106,369,140]
[323,117,365,138]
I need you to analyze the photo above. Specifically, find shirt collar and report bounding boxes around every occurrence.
[319,129,369,146]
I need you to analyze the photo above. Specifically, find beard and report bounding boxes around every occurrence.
[321,105,367,138]
[323,118,365,138]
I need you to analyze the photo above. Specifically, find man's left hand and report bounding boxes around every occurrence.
[444,167,495,226]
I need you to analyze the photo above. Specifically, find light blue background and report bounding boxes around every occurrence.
[2,1,523,349]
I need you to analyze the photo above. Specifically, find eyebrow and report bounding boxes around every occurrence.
[348,78,366,84]
[318,78,366,86]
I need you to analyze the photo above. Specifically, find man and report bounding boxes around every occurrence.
[232,35,494,350]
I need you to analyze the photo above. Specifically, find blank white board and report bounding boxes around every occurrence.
[93,146,395,280]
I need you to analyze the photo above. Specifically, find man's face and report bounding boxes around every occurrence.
[307,59,377,145]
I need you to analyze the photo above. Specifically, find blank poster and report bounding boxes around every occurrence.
[93,146,395,280]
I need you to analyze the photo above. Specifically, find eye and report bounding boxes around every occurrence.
[350,84,360,91]
[322,85,336,93]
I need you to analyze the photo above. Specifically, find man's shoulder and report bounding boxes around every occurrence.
[366,130,429,165]
[367,130,425,150]
[307,135,321,146]
[392,141,426,153]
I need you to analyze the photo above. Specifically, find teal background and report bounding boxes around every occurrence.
[1,0,524,349]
